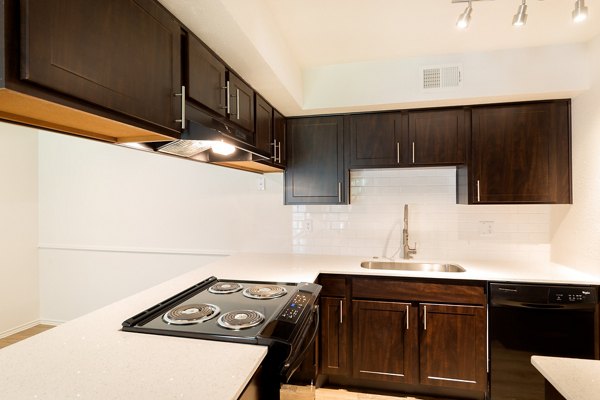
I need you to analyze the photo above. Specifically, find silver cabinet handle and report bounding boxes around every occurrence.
[405,304,409,330]
[339,300,343,324]
[396,142,400,164]
[477,180,481,202]
[222,81,231,114]
[174,85,186,130]
[412,141,415,163]
[277,141,282,163]
[235,89,240,120]
[338,182,342,203]
[271,141,278,161]
[423,305,427,330]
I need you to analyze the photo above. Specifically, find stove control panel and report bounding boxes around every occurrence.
[277,292,310,323]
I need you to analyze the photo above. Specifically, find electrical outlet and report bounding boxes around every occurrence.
[257,176,265,191]
[479,221,494,236]
[304,220,313,232]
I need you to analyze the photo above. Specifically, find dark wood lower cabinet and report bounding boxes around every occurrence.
[318,276,488,399]
[419,303,487,392]
[320,297,350,376]
[352,300,417,383]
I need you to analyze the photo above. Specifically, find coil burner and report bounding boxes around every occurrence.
[208,282,244,294]
[242,285,287,300]
[217,310,265,330]
[162,303,220,325]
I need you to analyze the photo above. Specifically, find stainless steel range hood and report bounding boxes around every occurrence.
[152,105,282,173]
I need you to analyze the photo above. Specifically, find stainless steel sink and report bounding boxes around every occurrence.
[360,261,466,272]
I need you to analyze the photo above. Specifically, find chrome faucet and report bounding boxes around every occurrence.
[402,204,417,259]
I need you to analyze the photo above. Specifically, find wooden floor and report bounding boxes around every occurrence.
[281,385,432,400]
[0,324,54,350]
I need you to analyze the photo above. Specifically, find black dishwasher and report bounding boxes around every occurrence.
[489,282,598,400]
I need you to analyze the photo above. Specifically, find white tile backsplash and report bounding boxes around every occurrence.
[292,167,555,262]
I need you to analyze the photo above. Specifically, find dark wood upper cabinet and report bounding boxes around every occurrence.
[460,100,571,204]
[408,109,466,165]
[273,109,286,165]
[187,34,226,117]
[255,94,273,154]
[352,300,416,384]
[347,113,405,168]
[419,304,487,392]
[285,116,346,205]
[20,0,181,133]
[228,73,254,133]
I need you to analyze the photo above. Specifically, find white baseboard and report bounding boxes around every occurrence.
[0,319,63,339]
[39,319,63,327]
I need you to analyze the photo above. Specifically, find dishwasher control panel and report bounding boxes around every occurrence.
[549,287,597,304]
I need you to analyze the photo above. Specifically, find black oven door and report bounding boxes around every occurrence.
[281,304,320,383]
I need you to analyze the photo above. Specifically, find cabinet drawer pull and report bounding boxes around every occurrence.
[339,300,343,324]
[406,304,409,330]
[423,305,427,330]
[396,142,400,164]
[338,182,342,203]
[359,370,405,377]
[477,180,481,202]
[412,141,415,163]
[427,376,477,384]
[174,85,186,130]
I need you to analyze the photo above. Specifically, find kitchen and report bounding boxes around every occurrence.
[1,0,600,399]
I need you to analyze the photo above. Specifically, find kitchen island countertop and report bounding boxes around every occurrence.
[0,253,598,399]
[532,356,600,400]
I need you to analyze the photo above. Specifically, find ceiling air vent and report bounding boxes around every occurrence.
[421,64,462,90]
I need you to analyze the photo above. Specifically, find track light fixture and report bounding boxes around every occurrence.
[452,0,590,29]
[456,0,473,29]
[512,0,528,26]
[572,0,588,23]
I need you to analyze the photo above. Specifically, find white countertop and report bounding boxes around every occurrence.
[532,356,600,400]
[1,253,598,399]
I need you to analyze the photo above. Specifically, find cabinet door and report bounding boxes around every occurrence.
[352,300,416,383]
[255,94,273,154]
[347,113,405,168]
[419,304,486,392]
[285,116,346,204]
[320,297,350,376]
[228,73,254,132]
[20,0,181,133]
[273,109,286,166]
[408,109,466,165]
[187,34,226,117]
[470,101,571,204]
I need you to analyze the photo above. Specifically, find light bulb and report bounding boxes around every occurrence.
[573,0,588,23]
[211,141,236,156]
[456,2,473,29]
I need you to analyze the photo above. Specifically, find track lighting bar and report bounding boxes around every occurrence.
[452,0,590,29]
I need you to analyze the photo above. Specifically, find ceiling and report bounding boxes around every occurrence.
[158,0,600,115]
[265,0,599,68]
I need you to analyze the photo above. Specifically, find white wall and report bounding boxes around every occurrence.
[293,168,553,263]
[38,131,292,322]
[0,123,39,336]
[551,35,600,275]
[303,44,589,114]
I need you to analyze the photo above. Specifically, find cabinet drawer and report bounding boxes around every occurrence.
[319,275,347,297]
[352,278,485,305]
